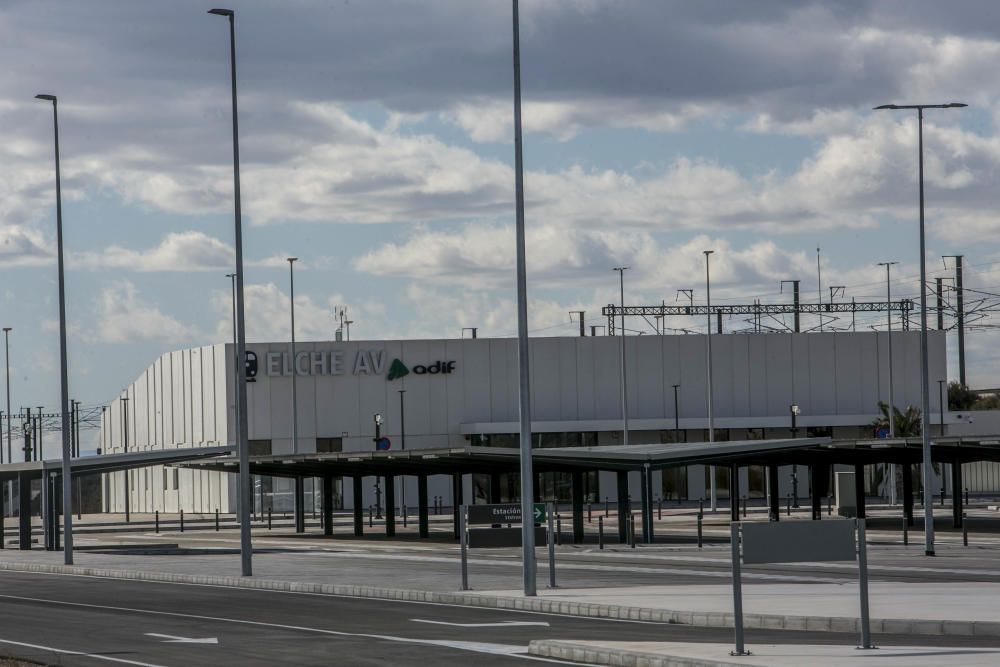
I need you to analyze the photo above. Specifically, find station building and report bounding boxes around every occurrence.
[100,330,989,515]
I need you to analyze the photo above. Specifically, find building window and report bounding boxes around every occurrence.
[316,438,343,453]
[249,439,272,456]
[172,468,179,490]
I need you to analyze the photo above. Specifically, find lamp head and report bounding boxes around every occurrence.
[790,404,801,415]
[288,257,298,263]
[208,8,233,17]
[373,413,383,426]
[35,94,56,102]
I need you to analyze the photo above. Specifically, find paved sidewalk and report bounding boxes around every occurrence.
[529,640,1000,667]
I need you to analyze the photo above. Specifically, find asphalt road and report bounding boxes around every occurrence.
[0,570,998,667]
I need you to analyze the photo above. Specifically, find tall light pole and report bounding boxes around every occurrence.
[35,93,74,565]
[704,250,717,511]
[613,268,630,448]
[816,247,823,332]
[511,0,536,597]
[874,101,967,557]
[288,257,299,455]
[209,7,252,576]
[3,327,10,465]
[399,389,406,507]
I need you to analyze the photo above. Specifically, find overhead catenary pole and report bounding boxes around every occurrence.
[874,101,966,557]
[944,255,966,385]
[704,250,716,511]
[209,7,253,576]
[511,0,536,597]
[614,268,629,448]
[35,93,74,565]
[816,247,823,332]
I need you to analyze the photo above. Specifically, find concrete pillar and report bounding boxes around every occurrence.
[903,463,914,526]
[616,471,629,543]
[489,472,502,503]
[767,466,780,521]
[810,464,823,520]
[452,473,463,540]
[418,474,429,538]
[353,475,364,536]
[571,471,584,544]
[730,464,740,523]
[17,473,31,550]
[854,464,866,520]
[952,460,963,528]
[322,475,334,536]
[294,477,305,533]
[384,475,395,537]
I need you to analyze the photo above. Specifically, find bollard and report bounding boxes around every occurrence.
[556,516,562,546]
[215,509,219,531]
[963,513,969,547]
[155,510,159,533]
[598,516,604,550]
[630,513,636,549]
[787,494,792,517]
[403,505,408,529]
[268,508,272,530]
[902,514,908,546]
[180,509,184,533]
[697,511,703,548]
[368,505,373,528]
[587,503,592,523]
[742,495,747,518]
[658,499,663,521]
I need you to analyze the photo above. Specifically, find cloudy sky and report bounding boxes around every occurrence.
[3,0,1000,446]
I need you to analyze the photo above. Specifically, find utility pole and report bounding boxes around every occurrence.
[121,395,130,523]
[816,247,823,332]
[944,255,966,386]
[780,280,800,333]
[704,251,716,512]
[613,268,630,448]
[569,311,585,337]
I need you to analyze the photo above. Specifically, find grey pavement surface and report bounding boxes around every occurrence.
[0,569,996,667]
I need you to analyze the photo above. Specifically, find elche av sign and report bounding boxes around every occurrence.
[262,349,456,378]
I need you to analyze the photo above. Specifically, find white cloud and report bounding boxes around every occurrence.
[0,225,51,267]
[217,283,344,343]
[90,281,198,344]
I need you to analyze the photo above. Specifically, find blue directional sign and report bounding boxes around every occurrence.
[376,437,391,451]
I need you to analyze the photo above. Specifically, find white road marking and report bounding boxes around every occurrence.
[412,619,550,628]
[0,593,554,662]
[144,633,218,645]
[0,637,168,666]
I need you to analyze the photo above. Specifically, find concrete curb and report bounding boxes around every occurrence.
[527,640,756,667]
[0,560,997,638]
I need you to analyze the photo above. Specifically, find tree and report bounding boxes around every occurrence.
[872,401,922,437]
[949,381,976,411]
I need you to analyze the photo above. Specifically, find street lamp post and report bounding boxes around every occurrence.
[878,262,899,438]
[121,395,130,523]
[704,250,717,512]
[373,413,383,518]
[790,404,800,507]
[288,258,299,455]
[399,389,406,507]
[672,384,681,440]
[874,101,966,557]
[613,268,630,448]
[35,93,74,565]
[511,0,536,597]
[208,7,253,576]
[3,327,10,465]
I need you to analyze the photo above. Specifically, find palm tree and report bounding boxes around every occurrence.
[872,401,921,437]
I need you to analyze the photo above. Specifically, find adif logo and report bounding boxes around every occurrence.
[387,358,456,380]
[387,359,409,381]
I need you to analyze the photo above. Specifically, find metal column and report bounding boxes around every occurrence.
[17,473,30,550]
[384,475,395,537]
[616,471,629,543]
[730,464,740,523]
[294,477,305,533]
[322,475,333,536]
[767,466,780,521]
[571,471,584,544]
[854,464,866,519]
[352,475,363,536]
[810,464,823,520]
[952,460,963,528]
[417,474,429,538]
[903,464,914,527]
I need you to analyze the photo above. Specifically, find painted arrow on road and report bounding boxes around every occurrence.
[411,619,550,628]
[145,633,219,644]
